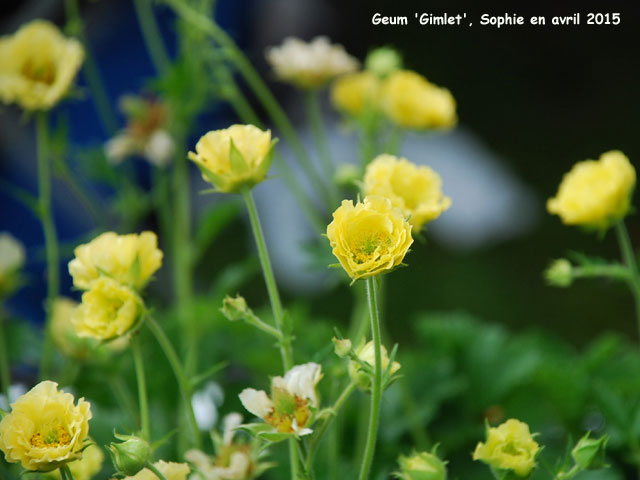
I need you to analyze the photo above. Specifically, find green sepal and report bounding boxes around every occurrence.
[229,138,249,175]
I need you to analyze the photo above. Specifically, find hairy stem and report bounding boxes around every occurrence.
[132,335,150,440]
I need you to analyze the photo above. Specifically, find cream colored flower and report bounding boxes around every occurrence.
[72,277,142,341]
[46,443,104,480]
[188,125,275,193]
[326,196,413,280]
[349,340,401,390]
[266,36,358,89]
[473,419,540,477]
[0,20,84,110]
[0,232,25,297]
[381,70,457,129]
[239,363,322,436]
[330,71,381,116]
[364,154,451,231]
[0,381,91,471]
[118,460,190,480]
[68,231,163,291]
[547,150,636,229]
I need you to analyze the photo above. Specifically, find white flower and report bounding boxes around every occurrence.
[279,362,322,407]
[0,233,25,277]
[266,36,358,89]
[144,129,174,167]
[238,389,274,420]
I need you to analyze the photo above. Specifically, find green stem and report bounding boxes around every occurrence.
[240,188,298,479]
[145,316,201,449]
[146,461,169,480]
[64,0,118,135]
[358,277,383,480]
[36,112,60,381]
[133,0,171,74]
[555,464,581,480]
[163,0,333,209]
[307,382,356,467]
[132,335,150,440]
[305,91,339,205]
[0,312,10,402]
[60,464,76,480]
[615,221,640,340]
[572,263,630,281]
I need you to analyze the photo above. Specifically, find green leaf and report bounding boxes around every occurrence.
[229,138,249,175]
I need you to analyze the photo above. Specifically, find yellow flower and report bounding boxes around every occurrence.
[473,419,540,477]
[118,460,190,480]
[0,20,84,111]
[364,154,451,231]
[0,381,91,471]
[547,150,636,229]
[330,71,381,116]
[188,125,276,193]
[348,340,401,390]
[266,36,358,89]
[46,443,104,480]
[68,231,163,291]
[381,70,457,129]
[73,277,142,341]
[326,196,413,280]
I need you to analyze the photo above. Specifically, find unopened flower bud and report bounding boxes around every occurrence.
[571,433,608,470]
[334,163,361,187]
[221,295,250,322]
[545,259,573,287]
[332,337,352,357]
[365,47,402,78]
[396,450,447,480]
[109,433,151,476]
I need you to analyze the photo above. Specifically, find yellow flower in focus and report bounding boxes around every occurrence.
[547,150,636,229]
[0,20,84,111]
[348,340,401,390]
[266,36,358,89]
[46,443,104,480]
[73,277,141,341]
[330,71,381,117]
[473,419,540,477]
[326,196,413,280]
[188,125,276,193]
[68,231,163,291]
[364,154,451,231]
[117,460,190,480]
[0,381,91,471]
[381,70,457,129]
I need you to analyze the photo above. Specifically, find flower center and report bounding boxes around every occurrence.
[21,58,57,85]
[30,425,71,447]
[264,393,310,433]
[353,231,389,264]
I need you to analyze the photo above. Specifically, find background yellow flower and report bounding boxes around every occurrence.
[547,150,636,229]
[330,71,380,116]
[0,381,91,471]
[364,154,451,231]
[0,19,84,111]
[326,196,413,280]
[45,443,104,480]
[118,460,190,480]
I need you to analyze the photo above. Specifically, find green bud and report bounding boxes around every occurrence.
[544,259,573,287]
[334,163,361,186]
[396,450,447,480]
[571,433,608,470]
[109,433,151,476]
[365,47,402,78]
[332,337,352,357]
[221,295,250,322]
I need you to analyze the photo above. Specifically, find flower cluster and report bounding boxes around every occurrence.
[68,231,163,341]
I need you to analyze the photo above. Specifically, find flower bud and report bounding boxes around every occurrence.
[332,337,352,357]
[544,259,573,288]
[571,433,608,470]
[109,433,151,476]
[221,295,250,322]
[365,47,402,78]
[334,163,361,187]
[396,450,447,480]
[348,340,401,391]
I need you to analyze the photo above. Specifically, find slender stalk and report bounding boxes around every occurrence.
[555,464,581,480]
[132,335,150,440]
[146,461,169,480]
[64,0,118,135]
[60,464,76,480]
[615,221,640,339]
[145,316,201,449]
[305,91,339,205]
[0,312,10,402]
[163,0,333,209]
[240,188,298,479]
[36,112,60,381]
[358,277,383,480]
[307,382,357,466]
[133,0,171,73]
